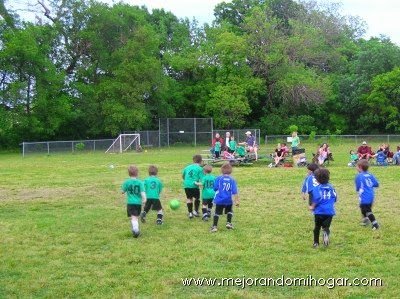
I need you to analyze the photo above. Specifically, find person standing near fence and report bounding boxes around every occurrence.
[291,131,300,152]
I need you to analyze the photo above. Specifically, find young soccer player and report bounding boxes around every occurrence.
[182,155,204,219]
[211,162,239,232]
[141,165,164,225]
[355,159,380,229]
[301,163,319,206]
[309,168,337,247]
[121,165,147,238]
[197,165,215,221]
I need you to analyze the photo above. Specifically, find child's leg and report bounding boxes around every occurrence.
[321,216,332,234]
[193,190,200,216]
[364,204,379,229]
[157,209,163,224]
[313,215,323,245]
[202,202,208,216]
[141,201,152,222]
[213,205,223,228]
[226,205,233,229]
[131,215,140,238]
[207,201,213,215]
[360,204,370,225]
[185,188,193,215]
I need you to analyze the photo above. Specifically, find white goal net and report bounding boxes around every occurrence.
[105,134,141,153]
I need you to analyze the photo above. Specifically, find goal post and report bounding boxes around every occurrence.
[105,134,141,153]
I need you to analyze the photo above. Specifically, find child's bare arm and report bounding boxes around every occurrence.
[141,192,147,205]
[309,203,316,211]
[234,194,240,206]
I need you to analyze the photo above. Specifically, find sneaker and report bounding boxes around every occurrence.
[140,213,146,223]
[156,219,163,225]
[268,163,273,168]
[132,231,140,238]
[323,231,330,246]
[360,218,370,226]
[188,212,193,219]
[210,226,218,233]
[193,211,200,217]
[202,214,209,221]
[226,222,234,229]
[372,223,380,230]
[313,243,319,248]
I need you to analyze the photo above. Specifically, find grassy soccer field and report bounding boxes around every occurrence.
[0,143,399,298]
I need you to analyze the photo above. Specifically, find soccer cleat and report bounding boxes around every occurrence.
[226,222,234,229]
[210,226,218,233]
[313,243,319,248]
[156,219,163,225]
[132,231,140,238]
[202,214,209,221]
[323,231,330,246]
[188,212,193,219]
[360,217,370,226]
[372,223,380,230]
[192,211,200,217]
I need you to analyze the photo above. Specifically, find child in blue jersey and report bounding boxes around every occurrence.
[375,150,387,166]
[210,163,239,232]
[309,168,337,248]
[121,165,147,238]
[301,163,319,206]
[355,159,380,229]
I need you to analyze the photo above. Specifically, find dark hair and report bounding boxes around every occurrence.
[307,163,319,172]
[357,159,369,171]
[314,168,330,184]
[128,165,138,177]
[221,162,232,175]
[193,154,202,164]
[148,165,158,175]
[203,165,212,174]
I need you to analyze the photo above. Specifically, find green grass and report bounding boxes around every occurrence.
[0,143,399,298]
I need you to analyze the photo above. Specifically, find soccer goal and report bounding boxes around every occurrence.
[105,134,141,153]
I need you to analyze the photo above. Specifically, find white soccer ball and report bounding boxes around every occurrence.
[109,164,115,169]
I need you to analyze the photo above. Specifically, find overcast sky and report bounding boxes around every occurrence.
[7,0,400,45]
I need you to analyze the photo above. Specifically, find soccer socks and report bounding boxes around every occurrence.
[207,202,213,215]
[157,212,163,221]
[213,214,220,227]
[187,202,193,213]
[131,218,139,234]
[194,199,200,212]
[227,212,233,223]
[202,207,208,215]
[313,226,321,244]
[366,212,376,223]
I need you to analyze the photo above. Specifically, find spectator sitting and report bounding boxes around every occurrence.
[393,146,400,165]
[211,133,223,157]
[357,141,373,160]
[239,131,258,161]
[348,150,358,167]
[317,143,330,165]
[375,150,388,166]
[281,143,289,155]
[274,143,287,166]
[222,150,235,160]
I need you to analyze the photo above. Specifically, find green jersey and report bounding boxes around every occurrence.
[122,178,144,205]
[229,140,237,151]
[201,174,216,200]
[237,146,246,157]
[214,141,221,152]
[182,163,204,188]
[292,136,300,147]
[144,176,163,200]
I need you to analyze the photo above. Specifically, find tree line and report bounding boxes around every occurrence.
[1,0,400,148]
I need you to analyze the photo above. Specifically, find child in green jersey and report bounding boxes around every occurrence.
[196,165,216,221]
[229,136,237,154]
[141,165,164,225]
[121,165,147,238]
[214,140,221,158]
[182,155,204,219]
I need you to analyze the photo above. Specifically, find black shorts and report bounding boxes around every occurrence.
[215,204,233,215]
[144,199,162,211]
[185,188,200,200]
[202,198,213,204]
[127,204,142,217]
[314,215,333,229]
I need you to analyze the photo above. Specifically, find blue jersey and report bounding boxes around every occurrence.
[355,171,379,205]
[375,151,386,163]
[213,175,238,205]
[311,184,337,216]
[301,174,319,194]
